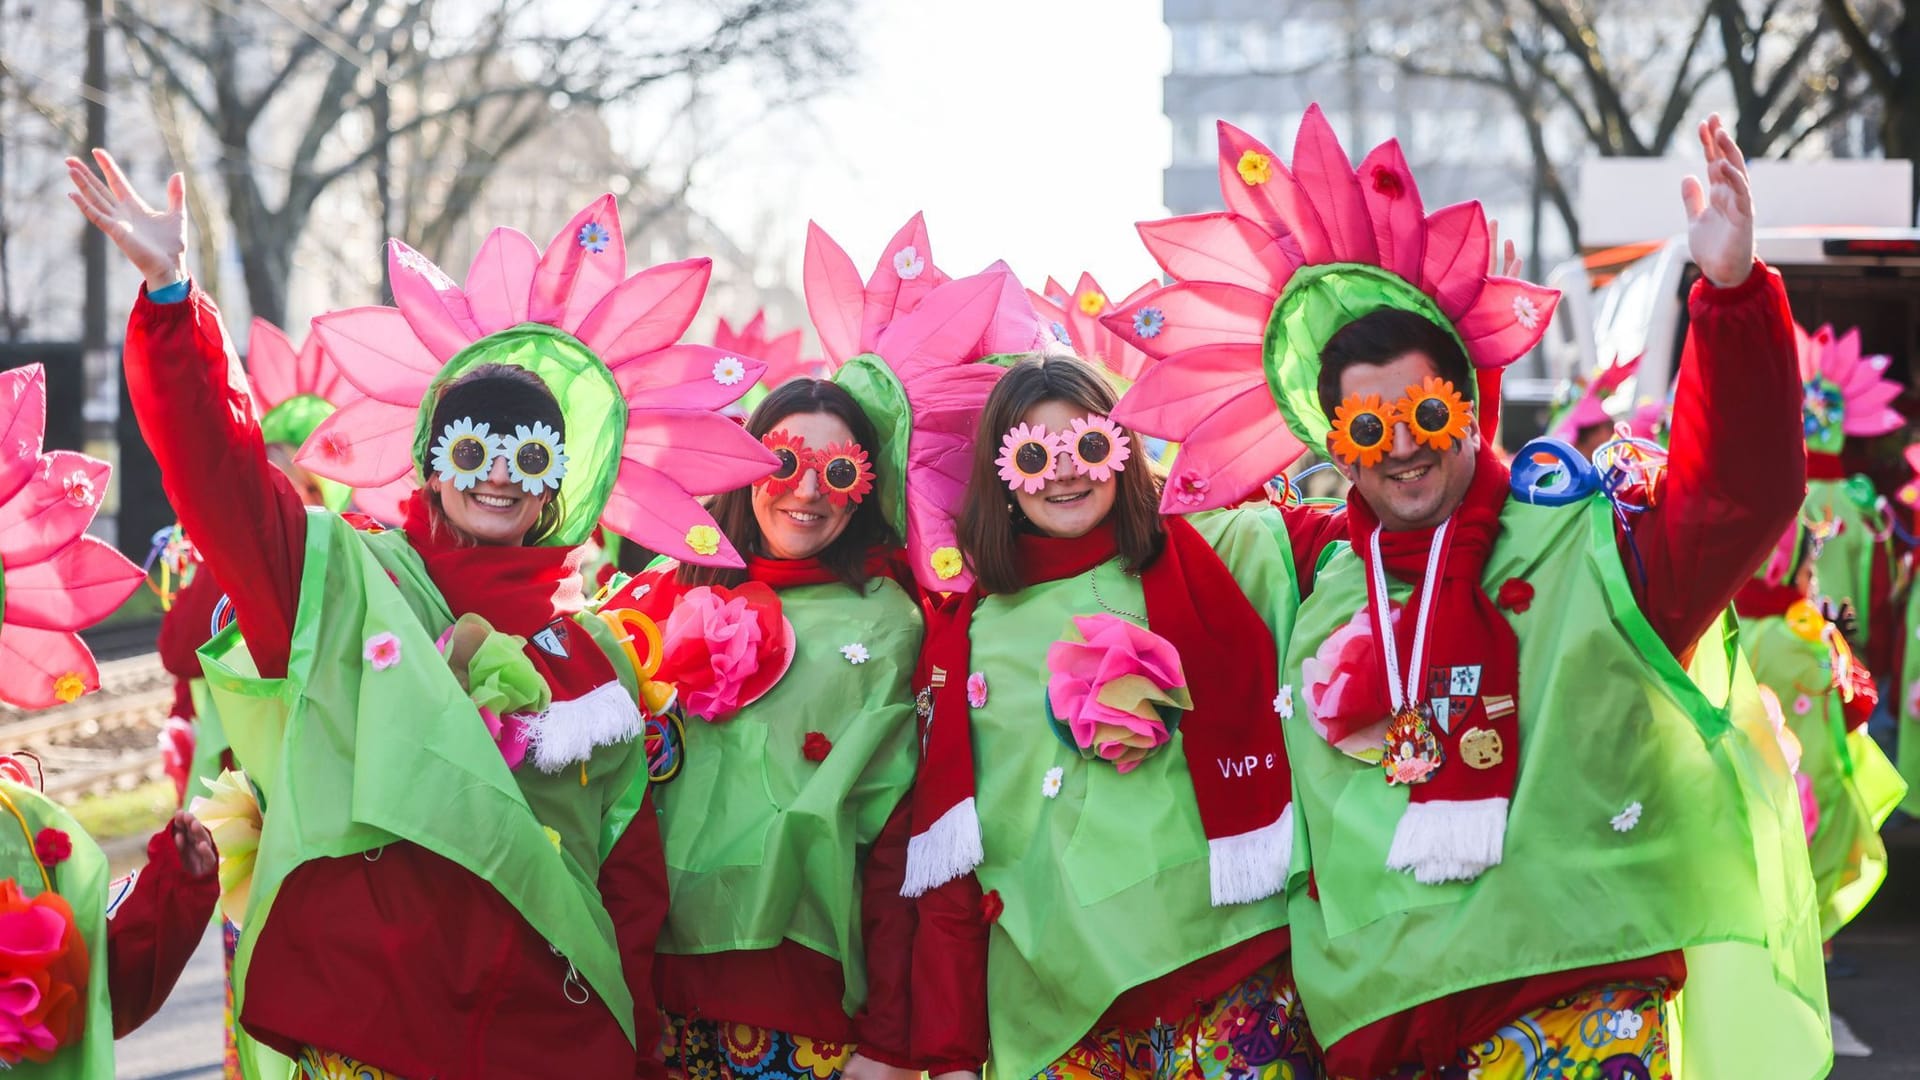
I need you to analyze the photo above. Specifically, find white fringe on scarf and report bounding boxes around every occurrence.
[1385,796,1509,884]
[1208,803,1295,906]
[522,681,643,774]
[901,797,984,898]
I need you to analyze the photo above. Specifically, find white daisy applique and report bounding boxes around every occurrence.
[1610,801,1643,833]
[840,642,870,665]
[1041,766,1064,799]
[712,356,747,386]
[1273,684,1293,719]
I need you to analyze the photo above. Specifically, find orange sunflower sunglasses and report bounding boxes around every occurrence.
[1328,376,1473,468]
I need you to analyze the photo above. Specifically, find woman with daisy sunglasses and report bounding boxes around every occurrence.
[607,377,925,1080]
[907,355,1318,1080]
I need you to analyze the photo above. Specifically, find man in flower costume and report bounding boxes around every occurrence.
[1107,109,1826,1078]
[71,147,775,1078]
[0,363,220,1074]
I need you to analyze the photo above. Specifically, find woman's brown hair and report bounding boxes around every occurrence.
[677,378,898,591]
[957,356,1164,595]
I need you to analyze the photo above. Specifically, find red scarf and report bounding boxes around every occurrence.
[904,518,1294,905]
[402,493,632,772]
[1345,446,1519,884]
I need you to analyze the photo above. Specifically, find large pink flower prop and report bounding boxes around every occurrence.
[715,311,828,388]
[658,582,796,720]
[1550,352,1640,442]
[1104,105,1562,512]
[0,366,143,709]
[1300,604,1396,756]
[1796,321,1902,438]
[1028,272,1160,383]
[298,195,776,565]
[805,214,1042,592]
[1045,614,1193,774]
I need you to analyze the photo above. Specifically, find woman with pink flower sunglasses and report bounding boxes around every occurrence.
[906,355,1319,1080]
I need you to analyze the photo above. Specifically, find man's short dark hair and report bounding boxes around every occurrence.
[1316,308,1473,418]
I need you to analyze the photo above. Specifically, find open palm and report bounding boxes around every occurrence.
[1682,115,1756,289]
[66,149,188,291]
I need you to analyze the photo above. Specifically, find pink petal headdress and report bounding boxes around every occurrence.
[1549,352,1640,442]
[1103,105,1562,513]
[1795,321,1901,454]
[1028,272,1160,384]
[297,195,777,565]
[804,213,1043,591]
[715,311,828,389]
[0,365,144,708]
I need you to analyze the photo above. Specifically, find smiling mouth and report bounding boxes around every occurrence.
[468,490,522,511]
[781,509,824,525]
[1385,464,1432,483]
[1044,490,1091,505]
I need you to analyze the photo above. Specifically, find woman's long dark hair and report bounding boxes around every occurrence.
[678,378,897,590]
[957,356,1164,595]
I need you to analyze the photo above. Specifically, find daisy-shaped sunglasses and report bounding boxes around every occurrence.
[430,417,569,494]
[1328,377,1472,468]
[757,430,876,507]
[996,415,1132,494]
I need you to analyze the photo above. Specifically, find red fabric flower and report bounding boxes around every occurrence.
[32,829,70,867]
[1496,578,1534,613]
[0,879,87,1064]
[802,732,832,762]
[1370,165,1405,199]
[979,889,1004,924]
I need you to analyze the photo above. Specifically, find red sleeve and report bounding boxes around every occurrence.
[1276,502,1349,598]
[106,827,220,1036]
[909,873,988,1073]
[599,791,670,1080]
[124,283,307,678]
[850,800,915,1066]
[1624,264,1804,656]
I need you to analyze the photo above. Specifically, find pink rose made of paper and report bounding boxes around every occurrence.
[659,583,793,720]
[1301,605,1396,754]
[1045,614,1188,773]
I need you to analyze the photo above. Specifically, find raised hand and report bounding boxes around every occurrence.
[1488,218,1524,279]
[1681,115,1756,289]
[66,149,189,293]
[169,809,218,879]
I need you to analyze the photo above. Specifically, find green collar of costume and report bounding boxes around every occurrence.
[409,324,628,547]
[1262,263,1471,448]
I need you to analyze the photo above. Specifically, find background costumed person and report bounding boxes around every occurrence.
[1104,108,1826,1079]
[910,355,1313,1080]
[69,148,775,1079]
[0,363,220,1075]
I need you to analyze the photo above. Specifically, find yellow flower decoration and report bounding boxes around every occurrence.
[542,826,564,851]
[685,525,721,557]
[52,672,85,704]
[931,546,963,581]
[1784,600,1825,643]
[1076,290,1107,316]
[1237,150,1273,186]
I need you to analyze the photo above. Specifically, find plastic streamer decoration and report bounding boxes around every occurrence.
[1103,105,1559,513]
[0,365,145,709]
[295,195,777,566]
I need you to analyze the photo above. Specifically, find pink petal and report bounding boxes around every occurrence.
[1216,121,1330,264]
[1419,202,1491,320]
[529,195,627,334]
[803,222,868,363]
[1136,213,1297,295]
[1357,139,1426,282]
[1112,343,1268,441]
[1103,281,1272,358]
[575,258,714,370]
[861,213,944,352]
[1455,278,1559,370]
[0,625,98,710]
[298,331,349,402]
[295,397,420,488]
[0,365,48,504]
[613,344,768,413]
[313,307,442,408]
[601,469,744,568]
[349,476,415,527]
[246,318,300,412]
[621,409,779,495]
[758,329,807,382]
[388,240,482,362]
[0,451,110,565]
[1153,383,1305,514]
[464,227,540,335]
[1292,104,1377,265]
[877,271,1025,383]
[1,535,142,631]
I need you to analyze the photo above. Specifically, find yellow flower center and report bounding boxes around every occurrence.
[931,546,963,580]
[1236,150,1273,186]
[52,672,85,704]
[685,525,721,557]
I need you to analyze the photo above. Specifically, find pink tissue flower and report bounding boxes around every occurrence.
[966,671,988,709]
[363,632,402,671]
[659,582,794,721]
[1300,606,1396,754]
[1045,614,1187,773]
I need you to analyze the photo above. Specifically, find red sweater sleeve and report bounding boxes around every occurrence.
[909,872,988,1073]
[106,827,220,1036]
[851,799,915,1066]
[123,283,307,678]
[1625,264,1804,656]
[599,791,670,1079]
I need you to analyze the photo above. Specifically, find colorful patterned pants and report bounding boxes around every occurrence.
[662,1014,854,1080]
[298,1046,409,1080]
[1360,983,1672,1080]
[222,919,241,1079]
[1039,960,1323,1080]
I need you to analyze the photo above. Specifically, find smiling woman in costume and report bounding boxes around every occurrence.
[69,148,774,1079]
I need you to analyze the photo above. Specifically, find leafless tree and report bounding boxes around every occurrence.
[1823,0,1919,159]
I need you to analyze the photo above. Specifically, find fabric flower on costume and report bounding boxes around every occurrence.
[189,769,264,928]
[658,583,796,721]
[1610,801,1643,832]
[1045,614,1194,773]
[1300,605,1397,756]
[1105,106,1560,512]
[31,829,69,867]
[1027,272,1160,384]
[1273,684,1293,719]
[0,878,88,1065]
[362,632,403,671]
[806,213,1043,592]
[840,642,869,665]
[1795,322,1901,455]
[979,889,1004,923]
[300,195,777,566]
[1041,766,1064,798]
[802,732,833,761]
[966,671,988,709]
[714,310,830,389]
[711,357,747,386]
[1496,578,1533,613]
[0,366,144,710]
